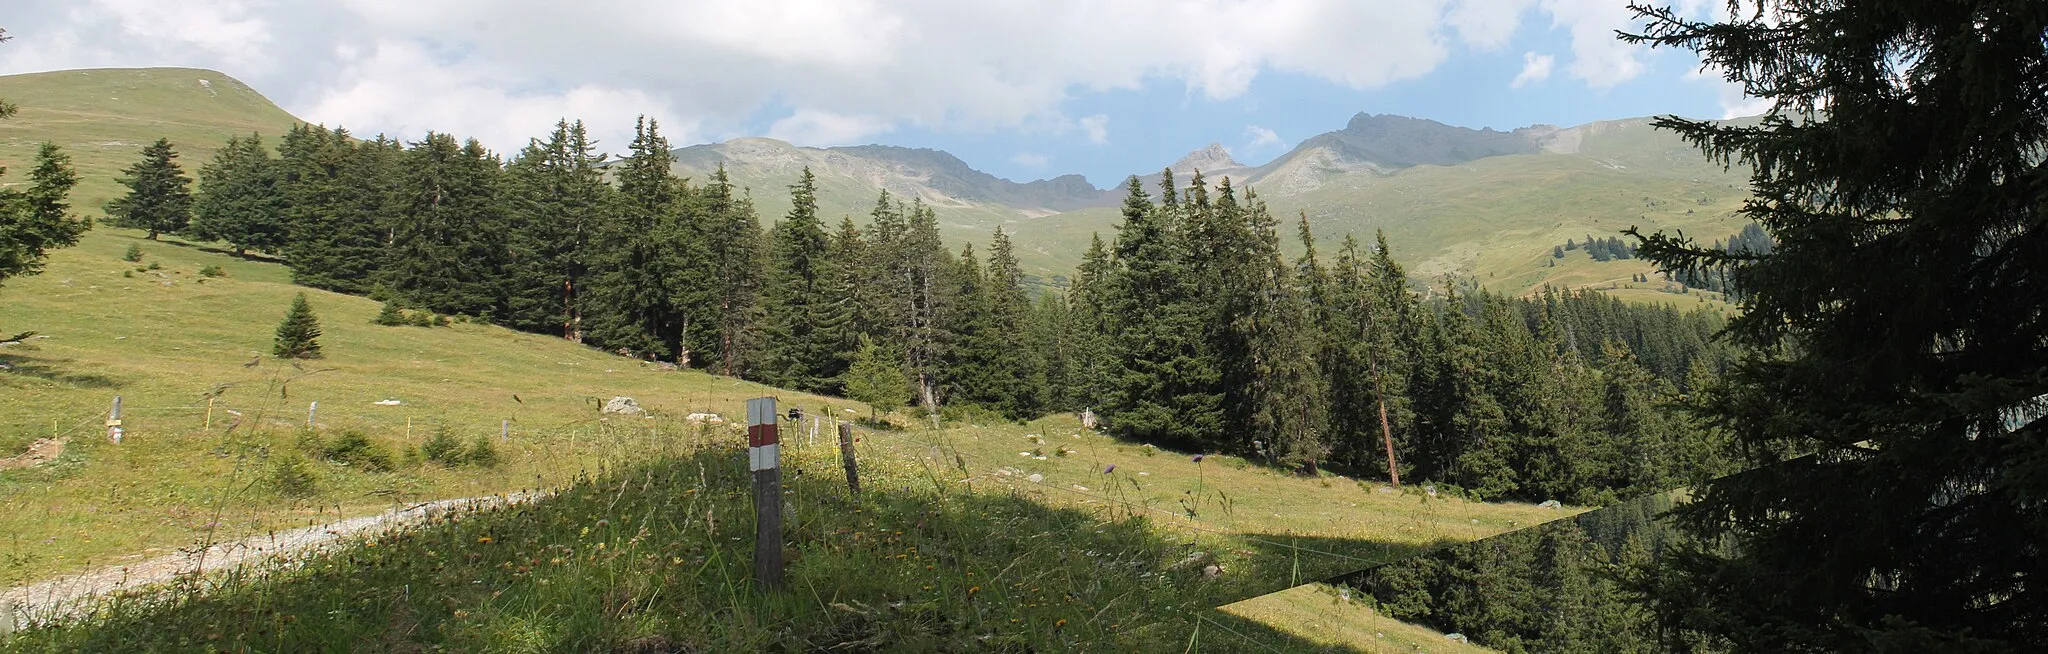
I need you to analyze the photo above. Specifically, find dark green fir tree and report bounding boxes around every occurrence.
[105,138,193,240]
[272,292,323,359]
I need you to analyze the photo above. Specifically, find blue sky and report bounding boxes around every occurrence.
[2,1,1755,189]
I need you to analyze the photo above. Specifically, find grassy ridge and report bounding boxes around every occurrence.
[0,68,303,214]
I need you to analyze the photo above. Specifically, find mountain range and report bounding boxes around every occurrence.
[0,67,1754,303]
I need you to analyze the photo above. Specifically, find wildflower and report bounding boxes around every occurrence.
[477,536,492,544]
[1191,454,1204,463]
[1103,464,1116,474]
[968,585,981,594]
[1056,619,1068,628]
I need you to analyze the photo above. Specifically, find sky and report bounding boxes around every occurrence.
[0,0,1762,189]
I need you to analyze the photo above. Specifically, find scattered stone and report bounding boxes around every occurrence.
[684,413,724,424]
[1445,633,1469,643]
[601,396,645,415]
[1375,486,1396,494]
[1538,499,1562,509]
[372,399,402,406]
[1019,451,1033,457]
[1026,473,1044,484]
[1425,484,1438,497]
[1071,484,1089,492]
[1079,409,1098,429]
[1201,564,1224,579]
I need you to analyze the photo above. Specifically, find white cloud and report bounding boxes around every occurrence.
[1078,114,1110,145]
[0,1,1697,154]
[1539,0,1646,88]
[1011,152,1050,168]
[1244,125,1282,149]
[1446,0,1536,50]
[766,109,892,146]
[1510,51,1554,88]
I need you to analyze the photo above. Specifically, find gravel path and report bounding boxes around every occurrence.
[1,493,536,634]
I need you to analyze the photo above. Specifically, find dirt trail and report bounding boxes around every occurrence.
[0,439,66,471]
[1,493,536,634]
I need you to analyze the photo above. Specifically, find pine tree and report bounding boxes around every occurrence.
[501,119,612,340]
[272,292,323,359]
[105,138,193,240]
[756,167,839,391]
[584,117,687,360]
[0,143,85,287]
[1624,2,2048,648]
[383,133,506,318]
[190,134,286,256]
[279,125,396,294]
[1062,233,1117,412]
[843,335,909,419]
[703,165,765,376]
[938,242,991,408]
[1100,171,1223,448]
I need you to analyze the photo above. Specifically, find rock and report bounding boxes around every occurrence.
[1445,632,1469,643]
[1079,409,1098,429]
[601,396,645,415]
[684,413,724,424]
[1026,473,1044,484]
[1538,499,1562,509]
[373,399,402,406]
[1201,564,1224,579]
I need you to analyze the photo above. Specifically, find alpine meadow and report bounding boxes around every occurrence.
[2,1,2044,652]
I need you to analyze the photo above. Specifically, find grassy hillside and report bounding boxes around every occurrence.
[0,227,847,588]
[0,68,304,215]
[2,227,1579,649]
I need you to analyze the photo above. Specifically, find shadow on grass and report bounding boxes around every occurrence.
[0,353,121,389]
[1223,532,1464,606]
[2,446,1345,653]
[116,233,280,263]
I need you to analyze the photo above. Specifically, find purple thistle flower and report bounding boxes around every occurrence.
[1103,464,1116,474]
[1191,454,1205,463]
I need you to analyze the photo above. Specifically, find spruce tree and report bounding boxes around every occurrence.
[0,143,85,287]
[843,335,909,419]
[280,125,396,294]
[190,134,286,256]
[105,138,193,240]
[1622,0,2048,648]
[272,292,323,359]
[971,227,1047,420]
[756,167,839,391]
[584,117,687,360]
[383,133,506,318]
[1100,172,1223,448]
[703,165,765,376]
[501,119,612,340]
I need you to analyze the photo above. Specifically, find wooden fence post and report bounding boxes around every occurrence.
[107,395,123,444]
[838,423,861,495]
[746,397,784,590]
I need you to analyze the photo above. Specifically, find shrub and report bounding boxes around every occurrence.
[122,244,143,262]
[267,453,318,498]
[407,311,436,328]
[466,435,499,468]
[272,293,323,359]
[420,427,466,467]
[372,301,406,326]
[198,264,224,278]
[321,430,393,472]
[146,261,161,271]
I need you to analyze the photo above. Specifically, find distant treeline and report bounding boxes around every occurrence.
[1554,235,1638,262]
[1670,224,1774,298]
[160,118,1734,503]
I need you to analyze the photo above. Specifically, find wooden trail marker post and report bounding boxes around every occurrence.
[106,395,123,443]
[837,423,861,495]
[746,397,785,590]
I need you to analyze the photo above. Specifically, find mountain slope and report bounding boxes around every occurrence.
[0,67,307,213]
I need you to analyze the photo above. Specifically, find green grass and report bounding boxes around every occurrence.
[0,68,305,216]
[0,227,848,588]
[1220,584,1501,653]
